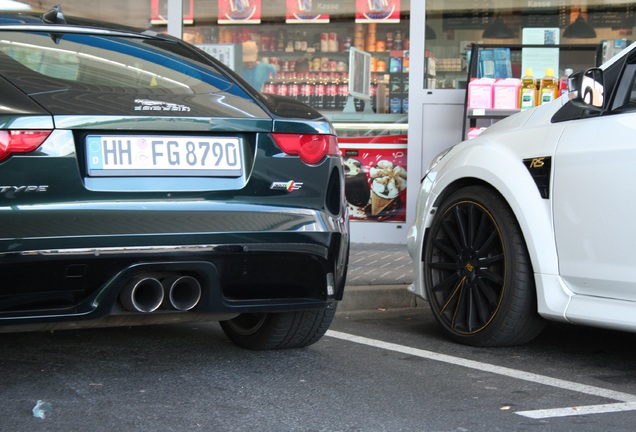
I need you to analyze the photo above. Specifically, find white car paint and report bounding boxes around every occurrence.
[408,40,636,334]
[0,0,31,10]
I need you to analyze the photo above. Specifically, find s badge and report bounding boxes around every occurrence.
[270,181,303,192]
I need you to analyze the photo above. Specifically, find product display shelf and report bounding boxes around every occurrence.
[465,107,520,136]
[462,43,600,140]
[260,49,400,73]
[326,112,408,124]
[328,113,407,140]
[260,50,349,59]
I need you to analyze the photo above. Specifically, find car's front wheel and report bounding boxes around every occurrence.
[423,186,544,346]
[220,305,336,350]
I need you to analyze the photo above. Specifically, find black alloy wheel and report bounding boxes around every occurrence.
[423,186,545,346]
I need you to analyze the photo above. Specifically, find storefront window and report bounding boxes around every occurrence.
[20,0,413,226]
[175,0,412,224]
[178,2,410,117]
[424,0,635,89]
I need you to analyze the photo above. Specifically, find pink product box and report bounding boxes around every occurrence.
[467,78,495,109]
[493,78,521,110]
[467,127,487,139]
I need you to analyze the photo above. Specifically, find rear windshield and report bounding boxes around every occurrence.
[0,30,247,115]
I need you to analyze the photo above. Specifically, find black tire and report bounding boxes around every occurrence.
[423,186,545,346]
[220,304,337,350]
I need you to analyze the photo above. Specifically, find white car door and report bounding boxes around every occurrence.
[553,67,636,301]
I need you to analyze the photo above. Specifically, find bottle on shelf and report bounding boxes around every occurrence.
[519,68,537,110]
[337,72,349,111]
[559,68,573,97]
[288,72,300,99]
[275,72,289,97]
[311,73,325,110]
[376,75,389,114]
[262,72,276,95]
[539,68,559,105]
[385,32,394,51]
[320,32,329,52]
[325,73,338,110]
[293,30,302,52]
[370,73,379,112]
[299,73,312,106]
[277,30,286,52]
[394,30,403,50]
[300,31,308,52]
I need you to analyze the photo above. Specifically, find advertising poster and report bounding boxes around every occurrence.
[218,0,261,24]
[150,0,194,25]
[355,0,401,23]
[195,44,238,69]
[521,28,560,80]
[286,0,330,24]
[338,135,407,222]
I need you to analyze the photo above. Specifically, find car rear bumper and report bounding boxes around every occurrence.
[0,228,349,330]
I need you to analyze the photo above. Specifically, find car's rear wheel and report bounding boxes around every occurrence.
[424,186,544,346]
[220,305,337,350]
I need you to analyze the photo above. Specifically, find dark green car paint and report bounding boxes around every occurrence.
[0,13,349,331]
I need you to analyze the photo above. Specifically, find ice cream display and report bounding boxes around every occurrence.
[338,135,408,222]
[344,158,370,207]
[369,160,407,215]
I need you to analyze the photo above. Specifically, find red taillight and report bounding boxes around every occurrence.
[0,130,52,162]
[272,133,340,165]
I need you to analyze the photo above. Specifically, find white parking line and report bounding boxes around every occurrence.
[326,330,636,418]
[515,402,636,419]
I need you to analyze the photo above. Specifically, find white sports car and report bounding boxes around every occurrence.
[407,42,636,346]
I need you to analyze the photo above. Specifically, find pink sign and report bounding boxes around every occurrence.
[218,0,261,24]
[355,0,400,23]
[286,0,330,24]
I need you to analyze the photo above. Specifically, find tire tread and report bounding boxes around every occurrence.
[221,304,337,350]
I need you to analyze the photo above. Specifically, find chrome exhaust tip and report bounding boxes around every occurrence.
[120,277,164,313]
[163,275,202,311]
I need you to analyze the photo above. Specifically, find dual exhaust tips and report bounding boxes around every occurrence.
[120,275,202,313]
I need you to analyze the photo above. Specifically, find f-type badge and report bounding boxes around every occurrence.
[270,181,303,192]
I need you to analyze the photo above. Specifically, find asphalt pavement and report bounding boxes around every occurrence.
[339,243,421,312]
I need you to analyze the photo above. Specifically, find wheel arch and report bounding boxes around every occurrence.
[435,180,554,271]
[422,146,560,301]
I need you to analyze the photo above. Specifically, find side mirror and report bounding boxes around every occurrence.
[568,68,604,110]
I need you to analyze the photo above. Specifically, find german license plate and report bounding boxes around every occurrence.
[86,135,243,177]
